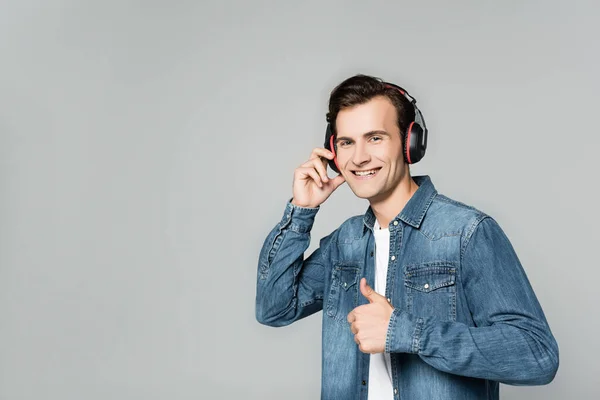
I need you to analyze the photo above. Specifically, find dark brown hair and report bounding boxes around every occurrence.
[326,74,415,140]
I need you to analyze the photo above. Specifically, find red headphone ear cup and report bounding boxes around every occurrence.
[405,122,425,164]
[324,124,340,173]
[405,122,415,164]
[330,135,340,171]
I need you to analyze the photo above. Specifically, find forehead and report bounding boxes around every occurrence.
[336,96,398,137]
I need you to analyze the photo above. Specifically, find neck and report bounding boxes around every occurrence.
[369,170,419,229]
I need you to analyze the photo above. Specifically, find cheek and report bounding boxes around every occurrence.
[377,149,405,172]
[336,149,350,165]
[374,146,399,163]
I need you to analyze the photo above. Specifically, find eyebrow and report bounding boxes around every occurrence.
[335,130,390,144]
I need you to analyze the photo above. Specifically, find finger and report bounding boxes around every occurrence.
[300,159,328,183]
[360,277,389,304]
[310,157,330,183]
[350,322,358,335]
[354,334,360,346]
[310,147,335,161]
[298,167,323,188]
[347,311,355,324]
[358,342,367,353]
[359,278,374,303]
[330,174,346,190]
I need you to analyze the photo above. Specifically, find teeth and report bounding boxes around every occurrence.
[355,169,377,176]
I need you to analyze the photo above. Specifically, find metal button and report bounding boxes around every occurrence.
[391,256,396,261]
[387,298,391,303]
[393,221,398,226]
[394,388,398,394]
[361,380,366,385]
[343,282,347,288]
[424,283,429,289]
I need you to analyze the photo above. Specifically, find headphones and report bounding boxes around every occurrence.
[324,82,428,174]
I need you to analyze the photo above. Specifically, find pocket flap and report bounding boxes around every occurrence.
[405,266,456,293]
[336,267,359,291]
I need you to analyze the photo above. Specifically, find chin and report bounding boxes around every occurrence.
[348,185,381,200]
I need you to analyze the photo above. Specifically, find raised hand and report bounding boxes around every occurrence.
[291,147,345,208]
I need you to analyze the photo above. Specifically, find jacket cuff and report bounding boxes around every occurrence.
[385,309,425,354]
[279,198,319,233]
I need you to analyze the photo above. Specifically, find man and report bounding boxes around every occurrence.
[255,74,559,399]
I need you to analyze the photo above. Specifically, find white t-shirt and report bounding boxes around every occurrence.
[367,219,394,399]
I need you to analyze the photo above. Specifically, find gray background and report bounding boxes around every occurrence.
[1,0,598,399]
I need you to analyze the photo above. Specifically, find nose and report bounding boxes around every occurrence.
[352,141,371,167]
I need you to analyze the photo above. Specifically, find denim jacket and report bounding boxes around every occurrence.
[255,175,559,400]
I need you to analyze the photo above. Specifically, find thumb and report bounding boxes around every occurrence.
[330,174,346,190]
[359,277,386,303]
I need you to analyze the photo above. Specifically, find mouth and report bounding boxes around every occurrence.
[350,168,381,180]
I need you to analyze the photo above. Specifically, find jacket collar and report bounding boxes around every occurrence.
[363,175,437,233]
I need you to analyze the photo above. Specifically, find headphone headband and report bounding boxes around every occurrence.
[383,82,428,133]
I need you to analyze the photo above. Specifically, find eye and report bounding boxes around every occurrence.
[338,140,352,147]
[370,136,382,142]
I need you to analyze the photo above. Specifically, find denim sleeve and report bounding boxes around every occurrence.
[255,199,334,327]
[386,216,559,385]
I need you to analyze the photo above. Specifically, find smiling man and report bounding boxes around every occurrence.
[255,74,559,400]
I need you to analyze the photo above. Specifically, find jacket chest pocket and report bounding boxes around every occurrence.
[326,264,360,324]
[404,263,457,322]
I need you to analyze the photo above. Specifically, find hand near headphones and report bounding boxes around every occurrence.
[291,147,346,208]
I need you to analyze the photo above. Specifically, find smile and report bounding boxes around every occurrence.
[351,168,381,180]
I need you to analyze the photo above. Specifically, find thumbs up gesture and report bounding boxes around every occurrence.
[347,278,394,354]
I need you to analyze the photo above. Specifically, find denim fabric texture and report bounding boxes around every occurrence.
[256,175,559,400]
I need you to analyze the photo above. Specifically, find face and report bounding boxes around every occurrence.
[334,95,408,203]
